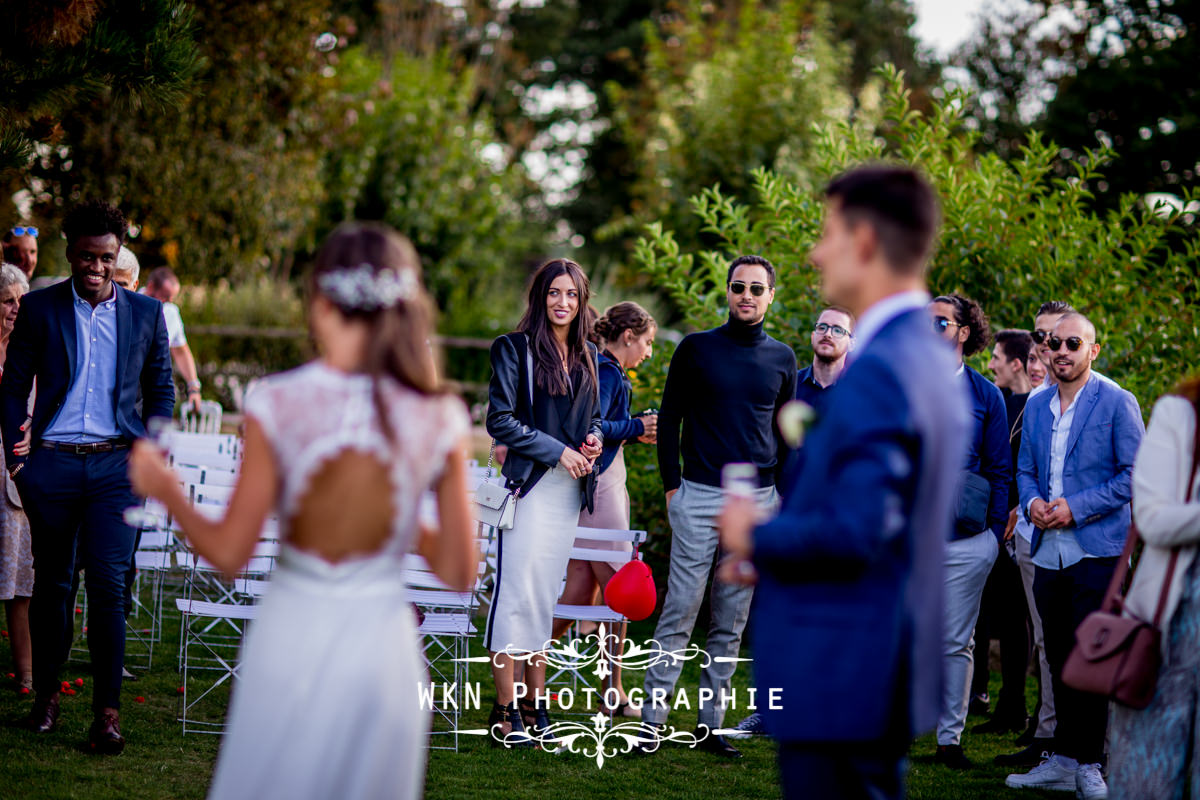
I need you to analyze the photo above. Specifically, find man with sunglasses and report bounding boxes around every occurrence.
[2,226,38,280]
[644,254,796,757]
[1005,312,1143,799]
[719,166,969,799]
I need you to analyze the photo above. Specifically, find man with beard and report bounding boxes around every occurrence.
[1005,312,1143,799]
[795,306,854,411]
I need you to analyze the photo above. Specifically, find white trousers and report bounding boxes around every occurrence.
[937,530,999,745]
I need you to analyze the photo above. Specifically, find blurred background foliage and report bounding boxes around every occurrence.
[2,0,1198,566]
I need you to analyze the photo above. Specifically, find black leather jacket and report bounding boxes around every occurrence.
[485,333,603,508]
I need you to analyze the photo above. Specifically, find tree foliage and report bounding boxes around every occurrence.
[0,0,202,174]
[319,47,545,332]
[635,67,1200,411]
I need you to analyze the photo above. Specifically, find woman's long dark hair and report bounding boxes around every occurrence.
[516,258,597,398]
[309,222,443,441]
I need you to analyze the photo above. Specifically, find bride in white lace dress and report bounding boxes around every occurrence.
[129,223,477,800]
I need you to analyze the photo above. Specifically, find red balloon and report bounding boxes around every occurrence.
[604,559,656,621]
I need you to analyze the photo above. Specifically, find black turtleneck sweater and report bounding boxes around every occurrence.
[658,318,797,491]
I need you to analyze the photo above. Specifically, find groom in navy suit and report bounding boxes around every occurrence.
[720,166,969,799]
[1,200,174,754]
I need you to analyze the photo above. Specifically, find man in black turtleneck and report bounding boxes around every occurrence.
[640,255,796,758]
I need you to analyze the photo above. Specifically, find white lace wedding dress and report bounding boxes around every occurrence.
[207,361,468,800]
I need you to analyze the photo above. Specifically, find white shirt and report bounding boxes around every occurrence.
[162,301,187,348]
[849,289,931,357]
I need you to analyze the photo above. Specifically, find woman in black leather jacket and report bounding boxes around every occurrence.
[483,258,603,747]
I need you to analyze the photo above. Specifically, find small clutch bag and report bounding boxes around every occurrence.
[474,477,517,531]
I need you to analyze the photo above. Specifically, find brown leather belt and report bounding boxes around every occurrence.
[40,440,130,455]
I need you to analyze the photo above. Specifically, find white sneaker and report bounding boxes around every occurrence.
[1005,754,1079,791]
[1075,763,1108,799]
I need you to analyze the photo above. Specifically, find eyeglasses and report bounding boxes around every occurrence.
[1032,330,1051,345]
[1047,336,1093,352]
[814,322,850,339]
[728,281,768,297]
[932,316,962,334]
[9,227,37,238]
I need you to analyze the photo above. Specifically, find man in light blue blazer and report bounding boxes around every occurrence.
[1006,312,1143,799]
[720,166,969,800]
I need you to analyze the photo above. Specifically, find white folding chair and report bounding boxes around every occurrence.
[546,527,647,701]
[180,400,224,434]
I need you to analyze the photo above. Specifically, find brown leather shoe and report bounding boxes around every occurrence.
[26,692,60,733]
[89,708,125,755]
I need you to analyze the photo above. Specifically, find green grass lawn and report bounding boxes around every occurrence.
[0,607,1065,799]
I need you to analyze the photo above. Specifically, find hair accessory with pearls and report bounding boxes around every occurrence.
[318,263,418,310]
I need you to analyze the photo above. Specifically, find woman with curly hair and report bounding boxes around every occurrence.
[927,293,1010,769]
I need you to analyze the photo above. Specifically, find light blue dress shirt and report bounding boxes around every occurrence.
[1029,375,1098,569]
[42,282,122,443]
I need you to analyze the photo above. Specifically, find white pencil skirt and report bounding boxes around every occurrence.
[484,465,581,653]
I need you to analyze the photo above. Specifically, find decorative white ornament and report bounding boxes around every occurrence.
[317,263,418,310]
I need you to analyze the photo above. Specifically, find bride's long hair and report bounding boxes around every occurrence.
[309,222,444,439]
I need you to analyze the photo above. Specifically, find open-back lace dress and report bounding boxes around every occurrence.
[207,361,468,800]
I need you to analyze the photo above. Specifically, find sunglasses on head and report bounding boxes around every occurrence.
[9,226,37,238]
[728,280,768,297]
[932,316,961,334]
[814,322,849,339]
[1048,336,1093,352]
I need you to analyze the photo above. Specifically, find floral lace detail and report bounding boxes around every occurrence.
[243,362,469,558]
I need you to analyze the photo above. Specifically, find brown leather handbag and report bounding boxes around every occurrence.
[1061,527,1177,709]
[1062,399,1198,709]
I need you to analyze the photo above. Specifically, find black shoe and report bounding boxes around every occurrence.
[629,723,665,756]
[487,701,535,749]
[994,738,1055,767]
[972,714,1029,735]
[934,744,973,769]
[967,693,990,716]
[26,692,60,734]
[693,726,742,759]
[528,700,557,744]
[1014,716,1039,747]
[88,709,125,755]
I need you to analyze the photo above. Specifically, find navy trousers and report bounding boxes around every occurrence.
[16,447,137,712]
[777,741,906,800]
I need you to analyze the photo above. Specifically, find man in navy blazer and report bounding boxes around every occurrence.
[0,200,174,754]
[1005,312,1143,797]
[720,166,969,799]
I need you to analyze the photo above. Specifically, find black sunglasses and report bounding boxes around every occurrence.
[728,281,768,297]
[814,322,850,339]
[1048,336,1093,352]
[1031,330,1051,345]
[932,316,962,334]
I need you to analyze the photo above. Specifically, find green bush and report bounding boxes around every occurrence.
[176,279,308,410]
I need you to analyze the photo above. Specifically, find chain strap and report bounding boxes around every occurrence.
[485,438,497,480]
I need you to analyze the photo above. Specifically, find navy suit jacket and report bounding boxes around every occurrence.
[750,308,969,743]
[1017,374,1143,557]
[960,365,1012,541]
[0,279,175,462]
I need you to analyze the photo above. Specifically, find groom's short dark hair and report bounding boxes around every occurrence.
[825,166,939,275]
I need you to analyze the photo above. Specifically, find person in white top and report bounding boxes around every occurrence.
[142,267,203,415]
[130,222,477,800]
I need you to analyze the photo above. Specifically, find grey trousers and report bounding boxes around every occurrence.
[1015,533,1057,738]
[642,479,778,728]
